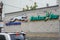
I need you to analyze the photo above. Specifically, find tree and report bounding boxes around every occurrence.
[33,2,38,10]
[23,8,26,11]
[30,6,33,10]
[30,2,38,10]
[26,5,29,11]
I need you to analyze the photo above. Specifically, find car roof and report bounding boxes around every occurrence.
[0,32,20,35]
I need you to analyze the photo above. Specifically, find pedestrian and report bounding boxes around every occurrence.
[20,31,26,40]
[15,32,24,40]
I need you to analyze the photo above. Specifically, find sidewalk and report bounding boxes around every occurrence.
[26,32,59,37]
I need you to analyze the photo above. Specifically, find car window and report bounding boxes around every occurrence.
[0,35,6,40]
[10,34,21,40]
[10,34,16,40]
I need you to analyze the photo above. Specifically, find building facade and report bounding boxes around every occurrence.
[2,0,60,37]
[4,5,60,33]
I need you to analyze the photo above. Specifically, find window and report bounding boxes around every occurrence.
[0,35,6,40]
[10,34,16,40]
[10,34,21,40]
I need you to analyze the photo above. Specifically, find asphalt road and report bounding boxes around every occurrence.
[26,37,59,40]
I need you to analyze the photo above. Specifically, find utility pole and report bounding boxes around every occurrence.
[0,1,3,21]
[0,1,3,32]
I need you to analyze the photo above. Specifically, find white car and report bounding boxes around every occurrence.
[0,33,24,40]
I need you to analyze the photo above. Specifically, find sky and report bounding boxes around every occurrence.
[2,0,58,13]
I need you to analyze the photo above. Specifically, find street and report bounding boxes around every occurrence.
[26,37,59,40]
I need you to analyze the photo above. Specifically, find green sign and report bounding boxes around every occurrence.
[30,16,46,21]
[30,13,59,21]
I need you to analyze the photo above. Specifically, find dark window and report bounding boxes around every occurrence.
[0,35,6,40]
[10,34,21,40]
[10,34,16,40]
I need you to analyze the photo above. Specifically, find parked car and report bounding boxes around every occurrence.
[0,33,18,40]
[0,32,26,40]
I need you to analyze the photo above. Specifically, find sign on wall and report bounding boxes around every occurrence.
[10,15,28,22]
[30,13,59,21]
[5,22,21,26]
